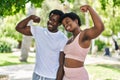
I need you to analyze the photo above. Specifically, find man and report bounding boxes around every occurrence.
[16,9,68,80]
[112,37,120,56]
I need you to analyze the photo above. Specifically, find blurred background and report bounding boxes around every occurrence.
[0,0,120,80]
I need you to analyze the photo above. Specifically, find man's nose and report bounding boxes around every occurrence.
[65,24,67,28]
[49,20,52,23]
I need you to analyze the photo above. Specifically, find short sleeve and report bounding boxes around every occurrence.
[30,26,43,38]
[60,36,68,52]
[30,26,36,36]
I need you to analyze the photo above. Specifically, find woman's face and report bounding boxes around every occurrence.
[62,17,78,32]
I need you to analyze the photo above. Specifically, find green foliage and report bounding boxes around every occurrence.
[71,7,85,25]
[0,13,23,42]
[59,0,65,3]
[102,28,112,37]
[0,37,18,53]
[60,0,75,3]
[0,0,44,17]
[30,0,44,7]
[98,0,120,37]
[0,0,26,17]
[95,39,106,51]
[114,0,120,6]
[102,16,120,36]
[67,32,72,38]
[100,0,120,10]
[86,64,120,80]
[100,0,108,10]
[0,53,35,66]
[0,42,11,53]
[109,17,120,35]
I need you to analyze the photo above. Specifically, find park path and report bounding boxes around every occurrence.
[0,54,120,80]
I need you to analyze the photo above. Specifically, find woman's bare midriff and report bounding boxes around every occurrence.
[64,58,84,68]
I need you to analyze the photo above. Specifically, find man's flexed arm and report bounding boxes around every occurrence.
[15,15,40,36]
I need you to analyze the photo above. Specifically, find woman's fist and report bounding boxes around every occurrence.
[80,5,90,12]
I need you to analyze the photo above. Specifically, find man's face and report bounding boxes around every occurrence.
[47,14,60,32]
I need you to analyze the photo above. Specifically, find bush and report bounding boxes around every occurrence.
[0,14,23,45]
[95,39,106,51]
[0,37,18,53]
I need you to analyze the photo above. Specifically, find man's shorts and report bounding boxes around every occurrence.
[32,72,56,80]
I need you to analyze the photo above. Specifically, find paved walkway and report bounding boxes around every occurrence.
[0,55,120,80]
[0,64,34,80]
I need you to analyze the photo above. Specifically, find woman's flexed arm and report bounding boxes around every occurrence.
[80,5,104,40]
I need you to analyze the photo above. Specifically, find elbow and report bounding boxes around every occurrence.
[98,23,104,32]
[15,25,20,32]
[101,24,104,32]
[15,26,18,31]
[15,23,22,32]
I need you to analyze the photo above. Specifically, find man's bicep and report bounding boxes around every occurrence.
[16,26,32,36]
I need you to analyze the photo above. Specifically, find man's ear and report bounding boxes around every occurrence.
[58,23,61,26]
[75,19,78,24]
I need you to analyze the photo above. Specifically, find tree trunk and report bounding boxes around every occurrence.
[92,0,97,55]
[19,2,35,62]
[17,41,22,49]
[19,36,32,62]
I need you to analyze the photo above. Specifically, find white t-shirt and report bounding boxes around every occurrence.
[31,26,68,78]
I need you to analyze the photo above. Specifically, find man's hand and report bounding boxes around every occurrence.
[30,15,40,23]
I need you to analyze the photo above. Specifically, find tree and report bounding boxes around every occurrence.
[2,0,103,61]
[100,0,120,35]
[0,0,43,62]
[19,3,35,62]
[0,0,73,61]
[0,0,75,17]
[0,0,44,17]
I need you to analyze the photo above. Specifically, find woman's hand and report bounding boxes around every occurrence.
[80,5,90,12]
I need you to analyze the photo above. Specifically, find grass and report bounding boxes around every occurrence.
[0,53,35,66]
[86,64,120,80]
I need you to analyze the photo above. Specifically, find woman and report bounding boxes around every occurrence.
[60,5,104,80]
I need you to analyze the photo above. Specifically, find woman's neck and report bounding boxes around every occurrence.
[72,27,81,37]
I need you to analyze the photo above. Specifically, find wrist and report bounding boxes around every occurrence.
[86,5,91,10]
[87,5,93,11]
[29,15,34,20]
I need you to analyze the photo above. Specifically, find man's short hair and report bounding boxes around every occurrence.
[60,12,81,26]
[49,9,64,23]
